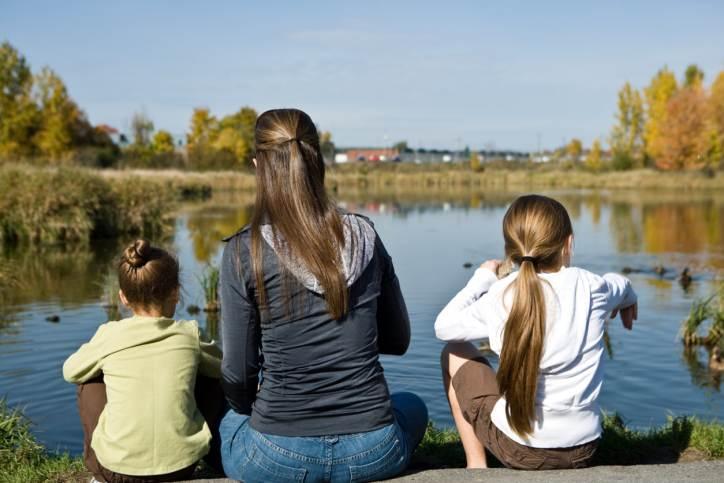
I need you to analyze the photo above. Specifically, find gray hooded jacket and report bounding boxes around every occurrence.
[220,213,410,436]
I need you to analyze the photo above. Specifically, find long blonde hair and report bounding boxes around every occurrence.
[250,109,347,319]
[497,194,573,436]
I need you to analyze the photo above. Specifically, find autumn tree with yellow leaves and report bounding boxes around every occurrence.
[586,138,603,171]
[613,64,724,171]
[0,41,115,164]
[186,106,257,170]
[708,72,724,167]
[644,68,678,164]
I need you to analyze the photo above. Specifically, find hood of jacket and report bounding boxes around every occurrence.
[260,213,376,294]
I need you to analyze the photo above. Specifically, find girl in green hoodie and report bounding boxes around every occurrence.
[63,239,223,482]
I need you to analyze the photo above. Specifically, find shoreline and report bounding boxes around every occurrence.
[2,401,722,481]
[96,165,724,193]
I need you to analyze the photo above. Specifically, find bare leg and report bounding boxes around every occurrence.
[441,342,487,468]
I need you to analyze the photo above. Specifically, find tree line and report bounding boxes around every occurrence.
[0,42,334,170]
[3,41,722,172]
[600,65,723,171]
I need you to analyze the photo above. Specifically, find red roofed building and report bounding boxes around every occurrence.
[345,148,400,163]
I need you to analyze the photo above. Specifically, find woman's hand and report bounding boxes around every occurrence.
[611,303,637,330]
[480,260,501,274]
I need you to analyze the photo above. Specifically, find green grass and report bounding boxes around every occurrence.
[0,400,86,483]
[412,414,724,469]
[198,263,220,312]
[0,164,175,245]
[1,403,721,480]
[681,283,724,347]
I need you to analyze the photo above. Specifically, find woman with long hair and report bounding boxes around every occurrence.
[436,194,638,470]
[218,108,428,482]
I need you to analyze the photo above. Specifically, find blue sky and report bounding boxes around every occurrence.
[2,1,723,150]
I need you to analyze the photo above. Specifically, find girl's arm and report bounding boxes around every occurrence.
[434,266,500,342]
[375,235,410,356]
[219,237,261,415]
[62,325,108,383]
[600,272,637,312]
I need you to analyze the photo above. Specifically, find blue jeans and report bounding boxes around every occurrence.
[219,392,428,483]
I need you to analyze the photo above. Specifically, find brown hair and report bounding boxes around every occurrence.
[251,108,347,319]
[118,239,179,310]
[497,194,573,436]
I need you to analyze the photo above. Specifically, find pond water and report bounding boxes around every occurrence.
[0,189,722,455]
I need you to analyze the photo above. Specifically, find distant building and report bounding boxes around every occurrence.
[344,148,400,163]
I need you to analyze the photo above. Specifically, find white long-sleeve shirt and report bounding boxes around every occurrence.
[435,266,637,448]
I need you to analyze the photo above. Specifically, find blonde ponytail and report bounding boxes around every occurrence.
[496,195,573,436]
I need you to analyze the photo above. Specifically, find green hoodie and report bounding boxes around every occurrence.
[63,315,221,475]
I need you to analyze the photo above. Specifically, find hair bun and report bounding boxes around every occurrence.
[124,239,151,268]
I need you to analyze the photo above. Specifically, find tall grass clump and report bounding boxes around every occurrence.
[0,400,86,482]
[0,165,175,246]
[198,264,220,312]
[681,282,724,347]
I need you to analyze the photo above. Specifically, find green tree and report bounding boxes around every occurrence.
[212,126,248,160]
[644,67,678,164]
[152,130,175,154]
[187,108,217,147]
[392,140,408,152]
[684,64,704,88]
[186,106,257,170]
[130,112,154,147]
[214,106,257,164]
[610,82,645,170]
[0,41,39,159]
[33,67,82,161]
[586,138,603,171]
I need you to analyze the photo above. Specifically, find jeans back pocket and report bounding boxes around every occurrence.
[348,435,404,483]
[241,441,308,483]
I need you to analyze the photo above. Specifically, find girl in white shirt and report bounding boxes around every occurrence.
[436,194,638,470]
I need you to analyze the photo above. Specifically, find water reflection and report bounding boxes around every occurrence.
[683,345,722,391]
[185,195,254,263]
[1,188,723,454]
[0,240,121,309]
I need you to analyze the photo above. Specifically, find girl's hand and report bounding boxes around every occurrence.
[611,303,637,330]
[480,260,501,273]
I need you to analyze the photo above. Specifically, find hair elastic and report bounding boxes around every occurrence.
[520,256,538,264]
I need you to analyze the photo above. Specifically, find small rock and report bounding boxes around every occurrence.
[187,305,201,315]
[462,262,473,269]
[45,315,60,323]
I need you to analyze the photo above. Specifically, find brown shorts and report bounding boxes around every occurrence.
[452,357,598,470]
[77,375,224,482]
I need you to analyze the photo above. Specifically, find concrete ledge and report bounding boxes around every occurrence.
[187,460,724,482]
